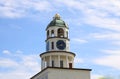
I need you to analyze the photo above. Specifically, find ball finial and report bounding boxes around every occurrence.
[54,13,61,19]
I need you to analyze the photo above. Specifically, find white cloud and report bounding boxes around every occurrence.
[0,0,26,18]
[16,50,23,54]
[20,55,40,72]
[112,41,120,46]
[82,0,120,32]
[0,0,53,18]
[94,49,120,70]
[72,38,88,44]
[88,32,120,47]
[30,1,52,11]
[0,50,40,79]
[2,50,23,56]
[84,15,120,32]
[0,58,18,67]
[2,50,11,55]
[55,0,84,10]
[89,32,120,40]
[1,0,120,33]
[74,58,84,63]
[0,70,33,79]
[94,55,120,69]
[56,0,120,32]
[101,49,120,55]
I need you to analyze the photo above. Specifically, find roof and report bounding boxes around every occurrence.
[30,67,92,79]
[46,14,68,30]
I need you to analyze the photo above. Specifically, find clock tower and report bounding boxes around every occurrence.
[40,14,75,70]
[30,14,91,79]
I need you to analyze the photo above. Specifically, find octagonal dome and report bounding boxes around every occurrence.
[46,14,68,30]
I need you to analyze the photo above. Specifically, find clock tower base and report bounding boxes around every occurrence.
[30,67,91,79]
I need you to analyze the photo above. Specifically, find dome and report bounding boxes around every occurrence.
[46,14,68,30]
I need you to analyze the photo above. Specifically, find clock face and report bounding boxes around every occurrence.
[56,40,66,50]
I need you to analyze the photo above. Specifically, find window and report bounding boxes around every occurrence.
[66,31,68,38]
[58,28,64,37]
[60,60,63,68]
[47,30,49,38]
[52,60,54,67]
[46,42,49,51]
[51,42,54,49]
[69,63,72,68]
[51,30,55,37]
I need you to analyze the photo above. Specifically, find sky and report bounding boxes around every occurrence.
[0,0,120,79]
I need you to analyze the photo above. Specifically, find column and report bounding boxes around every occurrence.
[55,29,57,37]
[43,57,45,69]
[66,56,68,68]
[41,58,43,70]
[49,55,52,67]
[58,55,60,67]
[72,57,74,68]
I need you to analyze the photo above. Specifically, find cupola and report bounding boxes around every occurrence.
[46,14,68,30]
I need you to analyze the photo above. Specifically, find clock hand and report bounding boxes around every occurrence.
[59,44,63,46]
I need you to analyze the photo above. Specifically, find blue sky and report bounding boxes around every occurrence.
[0,0,120,79]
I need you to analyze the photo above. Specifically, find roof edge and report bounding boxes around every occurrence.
[40,51,76,57]
[30,67,92,79]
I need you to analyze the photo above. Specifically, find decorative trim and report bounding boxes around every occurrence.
[46,26,69,31]
[40,51,76,57]
[47,67,92,71]
[45,37,70,42]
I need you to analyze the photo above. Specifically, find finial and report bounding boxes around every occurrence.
[53,13,61,20]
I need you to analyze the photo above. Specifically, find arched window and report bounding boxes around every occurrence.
[57,28,64,37]
[51,30,55,37]
[46,42,49,51]
[51,42,54,49]
[47,30,49,38]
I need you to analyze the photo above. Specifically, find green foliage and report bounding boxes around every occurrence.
[98,76,113,79]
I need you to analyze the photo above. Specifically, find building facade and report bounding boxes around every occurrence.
[30,14,91,79]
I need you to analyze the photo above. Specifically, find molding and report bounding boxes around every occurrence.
[40,51,76,57]
[47,67,92,71]
[46,26,69,31]
[45,37,70,42]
